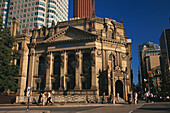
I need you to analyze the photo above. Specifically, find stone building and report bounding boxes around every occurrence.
[12,16,132,103]
[138,42,161,95]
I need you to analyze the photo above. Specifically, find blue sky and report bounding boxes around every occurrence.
[69,0,170,84]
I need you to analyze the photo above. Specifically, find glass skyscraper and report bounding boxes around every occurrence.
[0,0,10,27]
[0,0,68,33]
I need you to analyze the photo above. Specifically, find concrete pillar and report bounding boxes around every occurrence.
[91,50,97,90]
[74,50,82,90]
[27,45,35,95]
[45,52,53,90]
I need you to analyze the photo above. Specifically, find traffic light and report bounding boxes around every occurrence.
[148,71,152,77]
[146,83,148,88]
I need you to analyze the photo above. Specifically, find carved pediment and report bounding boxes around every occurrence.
[44,26,98,43]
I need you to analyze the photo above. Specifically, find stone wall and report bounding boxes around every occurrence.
[16,94,99,103]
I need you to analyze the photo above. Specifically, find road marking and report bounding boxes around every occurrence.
[128,104,144,113]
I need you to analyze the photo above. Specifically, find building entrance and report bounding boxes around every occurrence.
[115,80,123,98]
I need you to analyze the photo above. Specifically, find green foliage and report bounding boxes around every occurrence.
[0,15,20,94]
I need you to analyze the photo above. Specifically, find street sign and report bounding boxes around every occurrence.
[27,87,31,97]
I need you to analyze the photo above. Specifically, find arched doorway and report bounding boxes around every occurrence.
[115,80,123,98]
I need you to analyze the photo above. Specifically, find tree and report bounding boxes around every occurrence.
[0,15,20,94]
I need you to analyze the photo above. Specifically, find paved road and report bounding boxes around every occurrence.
[0,103,143,113]
[1,102,169,113]
[132,102,170,113]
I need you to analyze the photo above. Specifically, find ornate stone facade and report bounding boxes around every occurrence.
[13,17,132,103]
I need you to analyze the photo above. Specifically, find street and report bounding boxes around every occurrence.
[133,102,170,113]
[0,102,169,113]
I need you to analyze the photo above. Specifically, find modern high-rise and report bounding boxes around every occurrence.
[138,42,161,95]
[0,0,10,27]
[73,0,95,20]
[159,29,170,95]
[0,0,68,33]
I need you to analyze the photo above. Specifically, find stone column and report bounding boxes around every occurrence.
[74,50,82,90]
[102,50,106,71]
[59,51,67,90]
[91,49,97,90]
[18,40,29,96]
[45,52,53,90]
[27,44,35,95]
[111,53,116,104]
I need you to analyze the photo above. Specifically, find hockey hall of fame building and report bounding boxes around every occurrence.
[12,16,132,103]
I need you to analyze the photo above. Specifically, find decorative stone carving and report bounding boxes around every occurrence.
[122,53,126,59]
[97,49,102,57]
[75,54,79,68]
[46,56,50,69]
[91,53,95,66]
[60,56,64,68]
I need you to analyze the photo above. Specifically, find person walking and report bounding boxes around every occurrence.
[37,93,43,105]
[42,92,46,106]
[135,92,138,104]
[46,92,53,105]
[102,92,106,104]
[110,93,113,104]
[128,92,132,104]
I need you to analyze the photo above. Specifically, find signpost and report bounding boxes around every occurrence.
[27,87,30,111]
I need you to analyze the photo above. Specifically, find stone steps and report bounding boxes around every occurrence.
[0,95,16,104]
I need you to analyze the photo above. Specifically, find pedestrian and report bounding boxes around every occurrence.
[42,92,46,106]
[37,93,43,105]
[46,92,53,105]
[52,90,55,103]
[110,93,113,104]
[128,92,132,104]
[145,92,149,103]
[117,93,120,103]
[134,92,138,104]
[102,92,106,104]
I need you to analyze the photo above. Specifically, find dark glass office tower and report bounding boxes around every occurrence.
[73,0,95,20]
